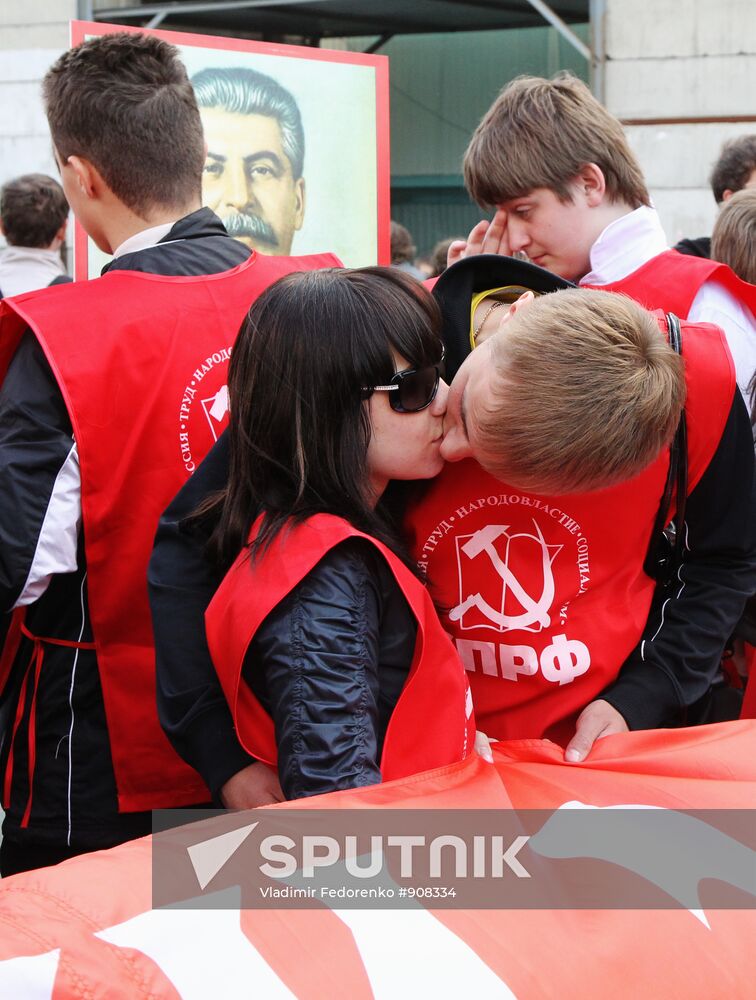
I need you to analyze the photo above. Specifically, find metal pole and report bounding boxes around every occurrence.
[94,0,336,20]
[364,33,393,55]
[522,0,592,63]
[589,0,607,102]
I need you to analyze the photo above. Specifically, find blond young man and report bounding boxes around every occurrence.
[443,289,685,494]
[406,257,749,760]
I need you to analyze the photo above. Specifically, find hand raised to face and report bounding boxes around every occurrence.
[446,209,513,267]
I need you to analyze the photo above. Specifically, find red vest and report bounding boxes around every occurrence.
[404,315,734,745]
[0,250,339,811]
[206,514,475,782]
[588,248,756,318]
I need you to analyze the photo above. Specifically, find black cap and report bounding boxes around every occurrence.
[432,255,575,381]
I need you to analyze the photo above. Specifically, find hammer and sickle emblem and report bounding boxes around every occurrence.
[449,521,561,633]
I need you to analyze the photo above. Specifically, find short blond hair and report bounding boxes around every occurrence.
[464,74,650,210]
[711,189,756,285]
[476,290,685,494]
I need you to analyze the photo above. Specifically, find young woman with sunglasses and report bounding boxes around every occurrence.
[200,267,475,801]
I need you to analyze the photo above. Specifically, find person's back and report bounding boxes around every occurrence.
[0,173,70,296]
[0,31,337,875]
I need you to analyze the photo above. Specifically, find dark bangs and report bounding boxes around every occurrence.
[345,267,444,388]
[202,266,443,571]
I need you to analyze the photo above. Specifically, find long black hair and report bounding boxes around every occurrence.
[203,266,444,570]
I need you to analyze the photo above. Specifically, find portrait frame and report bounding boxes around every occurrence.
[70,20,390,278]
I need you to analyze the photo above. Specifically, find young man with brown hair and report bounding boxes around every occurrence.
[0,31,337,875]
[0,174,70,296]
[457,73,755,399]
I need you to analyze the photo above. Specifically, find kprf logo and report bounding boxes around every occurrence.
[450,522,561,633]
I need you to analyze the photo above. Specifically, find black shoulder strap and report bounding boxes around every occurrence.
[643,313,688,582]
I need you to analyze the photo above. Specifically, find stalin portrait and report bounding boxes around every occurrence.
[192,65,306,255]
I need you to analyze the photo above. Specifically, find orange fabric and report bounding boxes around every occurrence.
[0,723,754,998]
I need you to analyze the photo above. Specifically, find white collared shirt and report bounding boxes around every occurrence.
[111,220,177,259]
[580,206,755,399]
[15,218,182,606]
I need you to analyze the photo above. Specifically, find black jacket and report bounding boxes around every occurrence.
[243,537,415,800]
[0,209,250,850]
[673,236,711,259]
[148,440,417,800]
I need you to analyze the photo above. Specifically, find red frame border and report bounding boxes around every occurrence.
[71,20,390,278]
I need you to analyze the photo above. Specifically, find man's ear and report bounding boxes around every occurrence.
[509,290,535,316]
[66,155,103,200]
[722,188,734,202]
[294,177,305,230]
[575,163,607,207]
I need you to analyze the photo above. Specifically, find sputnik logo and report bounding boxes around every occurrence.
[449,521,561,633]
[200,385,230,441]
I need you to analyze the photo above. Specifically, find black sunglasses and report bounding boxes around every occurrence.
[363,348,445,413]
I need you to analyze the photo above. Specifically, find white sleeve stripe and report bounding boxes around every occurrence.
[646,521,689,647]
[14,441,82,607]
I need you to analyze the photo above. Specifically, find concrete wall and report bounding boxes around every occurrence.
[2,2,754,251]
[603,0,756,244]
[0,1,74,259]
[0,1,74,184]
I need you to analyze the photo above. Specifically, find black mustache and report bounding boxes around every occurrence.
[223,211,278,247]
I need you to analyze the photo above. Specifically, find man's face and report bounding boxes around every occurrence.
[441,292,534,471]
[440,337,499,468]
[200,107,305,255]
[497,185,599,282]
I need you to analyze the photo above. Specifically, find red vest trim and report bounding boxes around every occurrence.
[0,250,340,811]
[586,248,756,321]
[403,315,734,745]
[206,513,475,783]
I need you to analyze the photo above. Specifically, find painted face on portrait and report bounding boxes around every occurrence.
[200,107,305,255]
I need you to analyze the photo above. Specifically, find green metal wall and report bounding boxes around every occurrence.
[346,24,590,257]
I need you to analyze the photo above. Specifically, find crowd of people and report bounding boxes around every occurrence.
[0,31,754,881]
